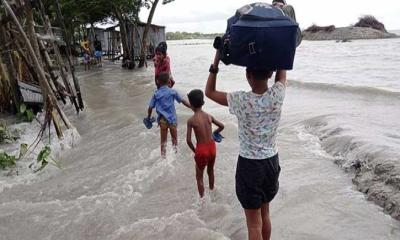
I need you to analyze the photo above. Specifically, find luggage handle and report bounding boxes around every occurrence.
[248,42,256,55]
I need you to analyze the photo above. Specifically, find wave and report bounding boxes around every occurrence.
[288,79,400,99]
[297,115,400,220]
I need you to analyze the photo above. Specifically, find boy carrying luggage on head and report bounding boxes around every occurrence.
[205,50,286,240]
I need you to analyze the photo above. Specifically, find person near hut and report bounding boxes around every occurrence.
[153,42,175,89]
[81,36,91,70]
[94,36,103,67]
[81,36,90,53]
[146,72,191,158]
[83,49,90,71]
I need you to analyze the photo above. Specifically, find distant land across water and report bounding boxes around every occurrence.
[166,31,222,40]
[167,29,399,41]
[390,30,400,35]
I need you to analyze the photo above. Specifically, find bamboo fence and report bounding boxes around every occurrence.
[0,0,83,138]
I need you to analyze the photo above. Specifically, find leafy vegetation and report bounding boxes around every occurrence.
[0,151,18,169]
[1,142,60,173]
[355,15,387,32]
[0,122,20,144]
[305,25,336,33]
[29,146,62,173]
[16,104,35,122]
[0,144,27,169]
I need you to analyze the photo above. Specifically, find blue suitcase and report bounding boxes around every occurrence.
[217,3,300,70]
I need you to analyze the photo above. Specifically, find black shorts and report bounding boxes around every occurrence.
[235,154,281,209]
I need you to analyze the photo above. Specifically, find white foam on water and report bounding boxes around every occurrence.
[0,116,81,193]
[109,209,230,240]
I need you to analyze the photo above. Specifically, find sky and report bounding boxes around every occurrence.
[139,0,400,33]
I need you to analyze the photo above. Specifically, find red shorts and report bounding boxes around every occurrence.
[194,141,216,169]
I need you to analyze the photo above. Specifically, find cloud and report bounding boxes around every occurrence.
[165,20,228,33]
[154,11,230,24]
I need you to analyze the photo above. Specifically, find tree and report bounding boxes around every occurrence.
[110,0,143,68]
[138,0,175,68]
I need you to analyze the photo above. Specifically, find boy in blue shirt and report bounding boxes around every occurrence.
[147,72,191,158]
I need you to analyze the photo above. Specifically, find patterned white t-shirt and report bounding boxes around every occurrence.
[227,82,286,160]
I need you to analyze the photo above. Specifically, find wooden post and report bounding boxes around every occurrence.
[0,59,12,112]
[0,24,20,112]
[51,110,63,138]
[25,0,43,64]
[38,40,67,104]
[14,41,41,84]
[54,0,84,110]
[139,0,160,68]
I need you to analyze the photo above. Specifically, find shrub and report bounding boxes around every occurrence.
[0,122,20,144]
[17,104,35,122]
[0,144,27,169]
[355,15,387,32]
[305,24,336,33]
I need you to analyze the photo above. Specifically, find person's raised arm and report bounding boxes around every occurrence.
[175,91,191,109]
[211,116,224,134]
[275,70,287,85]
[186,121,196,153]
[179,98,191,109]
[205,50,228,106]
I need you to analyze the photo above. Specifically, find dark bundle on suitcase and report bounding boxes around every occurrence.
[214,2,300,70]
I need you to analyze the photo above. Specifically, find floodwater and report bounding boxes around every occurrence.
[1,38,400,239]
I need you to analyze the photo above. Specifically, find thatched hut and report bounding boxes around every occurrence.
[127,22,166,60]
[86,26,122,57]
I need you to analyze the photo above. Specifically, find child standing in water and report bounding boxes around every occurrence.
[83,49,90,71]
[147,72,191,158]
[186,89,224,198]
[154,42,175,88]
[205,50,286,240]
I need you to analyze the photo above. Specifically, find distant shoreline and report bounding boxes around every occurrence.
[166,32,222,41]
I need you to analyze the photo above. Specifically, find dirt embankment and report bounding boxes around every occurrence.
[302,16,398,41]
[302,26,398,41]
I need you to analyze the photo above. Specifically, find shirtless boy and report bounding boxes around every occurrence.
[186,89,224,198]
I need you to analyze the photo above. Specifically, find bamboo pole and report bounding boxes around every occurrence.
[14,41,41,84]
[38,40,67,104]
[0,59,11,111]
[25,0,43,65]
[37,0,80,113]
[0,24,20,112]
[2,0,73,131]
[51,110,63,138]
[54,0,84,110]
